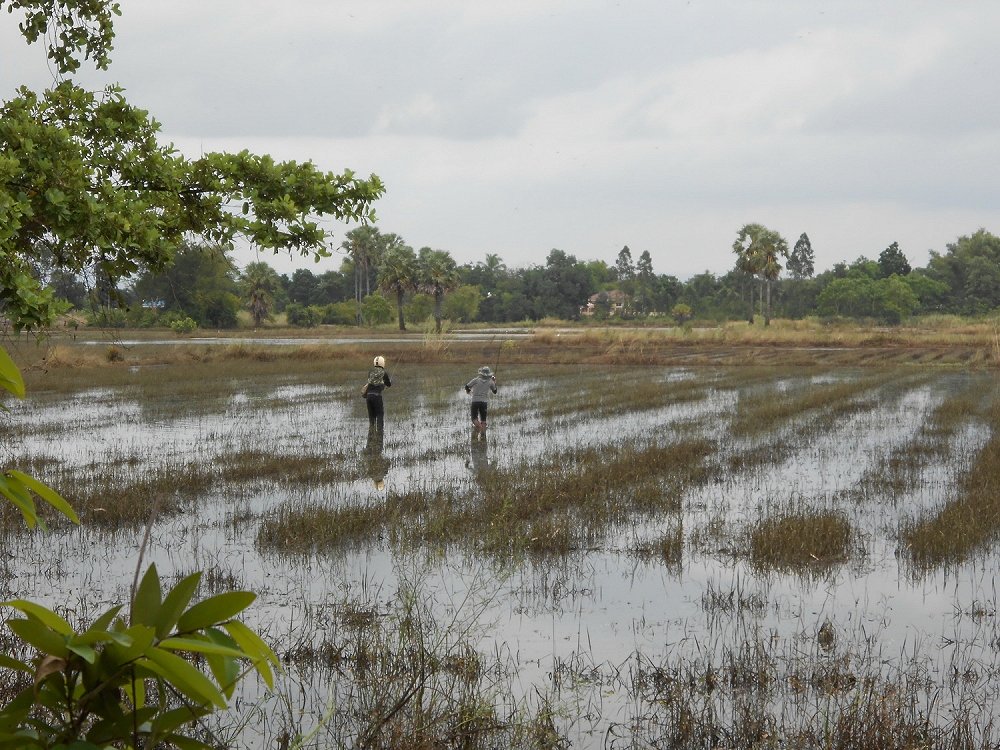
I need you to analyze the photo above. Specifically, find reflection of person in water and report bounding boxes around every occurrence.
[363,426,391,490]
[469,430,490,480]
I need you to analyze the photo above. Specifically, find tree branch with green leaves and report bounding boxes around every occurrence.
[1,82,383,330]
[0,1,381,746]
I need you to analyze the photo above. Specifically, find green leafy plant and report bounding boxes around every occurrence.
[169,316,198,335]
[0,565,278,749]
[1,346,279,748]
[0,348,79,529]
[1,4,362,744]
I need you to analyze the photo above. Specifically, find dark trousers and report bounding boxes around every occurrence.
[470,401,488,423]
[366,394,385,431]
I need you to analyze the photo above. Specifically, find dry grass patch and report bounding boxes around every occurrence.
[217,449,352,485]
[257,500,385,552]
[47,462,215,528]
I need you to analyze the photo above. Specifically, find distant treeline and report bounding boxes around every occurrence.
[43,226,1000,329]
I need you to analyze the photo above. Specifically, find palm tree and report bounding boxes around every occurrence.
[482,252,506,287]
[732,223,788,326]
[758,235,788,326]
[417,247,461,333]
[239,261,282,328]
[377,242,418,331]
[341,226,382,325]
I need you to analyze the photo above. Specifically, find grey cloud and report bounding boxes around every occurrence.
[5,1,998,281]
[76,2,830,139]
[805,36,1000,138]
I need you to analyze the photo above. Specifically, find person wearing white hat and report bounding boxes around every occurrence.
[364,355,391,432]
[464,365,498,436]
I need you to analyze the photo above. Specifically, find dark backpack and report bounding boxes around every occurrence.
[367,367,385,387]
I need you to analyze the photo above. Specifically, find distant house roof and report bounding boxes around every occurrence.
[587,289,627,304]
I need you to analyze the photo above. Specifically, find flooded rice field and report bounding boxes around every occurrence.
[5,358,1000,748]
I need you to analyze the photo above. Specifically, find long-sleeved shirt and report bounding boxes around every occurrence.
[465,374,497,401]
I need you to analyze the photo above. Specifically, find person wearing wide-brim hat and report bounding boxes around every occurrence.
[464,365,498,436]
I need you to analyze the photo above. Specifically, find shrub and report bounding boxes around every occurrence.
[286,303,321,327]
[86,307,128,328]
[126,307,161,328]
[671,303,693,325]
[361,294,393,326]
[322,301,357,325]
[169,316,198,335]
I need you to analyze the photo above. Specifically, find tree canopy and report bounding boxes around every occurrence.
[732,223,789,325]
[788,233,815,279]
[0,0,384,331]
[0,4,334,746]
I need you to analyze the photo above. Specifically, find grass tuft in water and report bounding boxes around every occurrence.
[747,510,852,572]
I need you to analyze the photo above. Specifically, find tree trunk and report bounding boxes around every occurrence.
[747,283,755,324]
[434,290,443,334]
[764,279,772,326]
[354,264,362,326]
[396,288,406,331]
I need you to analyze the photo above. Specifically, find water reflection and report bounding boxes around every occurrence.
[468,429,490,480]
[363,426,390,490]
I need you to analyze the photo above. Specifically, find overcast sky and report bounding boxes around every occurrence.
[4,1,999,280]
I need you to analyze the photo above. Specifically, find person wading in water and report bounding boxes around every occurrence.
[363,355,391,432]
[464,365,497,438]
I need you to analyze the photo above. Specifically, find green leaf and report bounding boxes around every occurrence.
[102,624,154,666]
[141,647,226,708]
[1,600,73,635]
[71,628,127,648]
[222,621,278,689]
[6,618,68,658]
[85,604,125,635]
[204,652,238,700]
[204,627,240,695]
[152,705,212,736]
[5,471,79,524]
[0,653,32,674]
[176,591,255,632]
[0,735,40,750]
[67,644,97,663]
[131,565,162,626]
[158,637,246,659]
[155,571,201,638]
[122,669,145,709]
[0,475,38,528]
[87,706,157,745]
[0,347,25,399]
